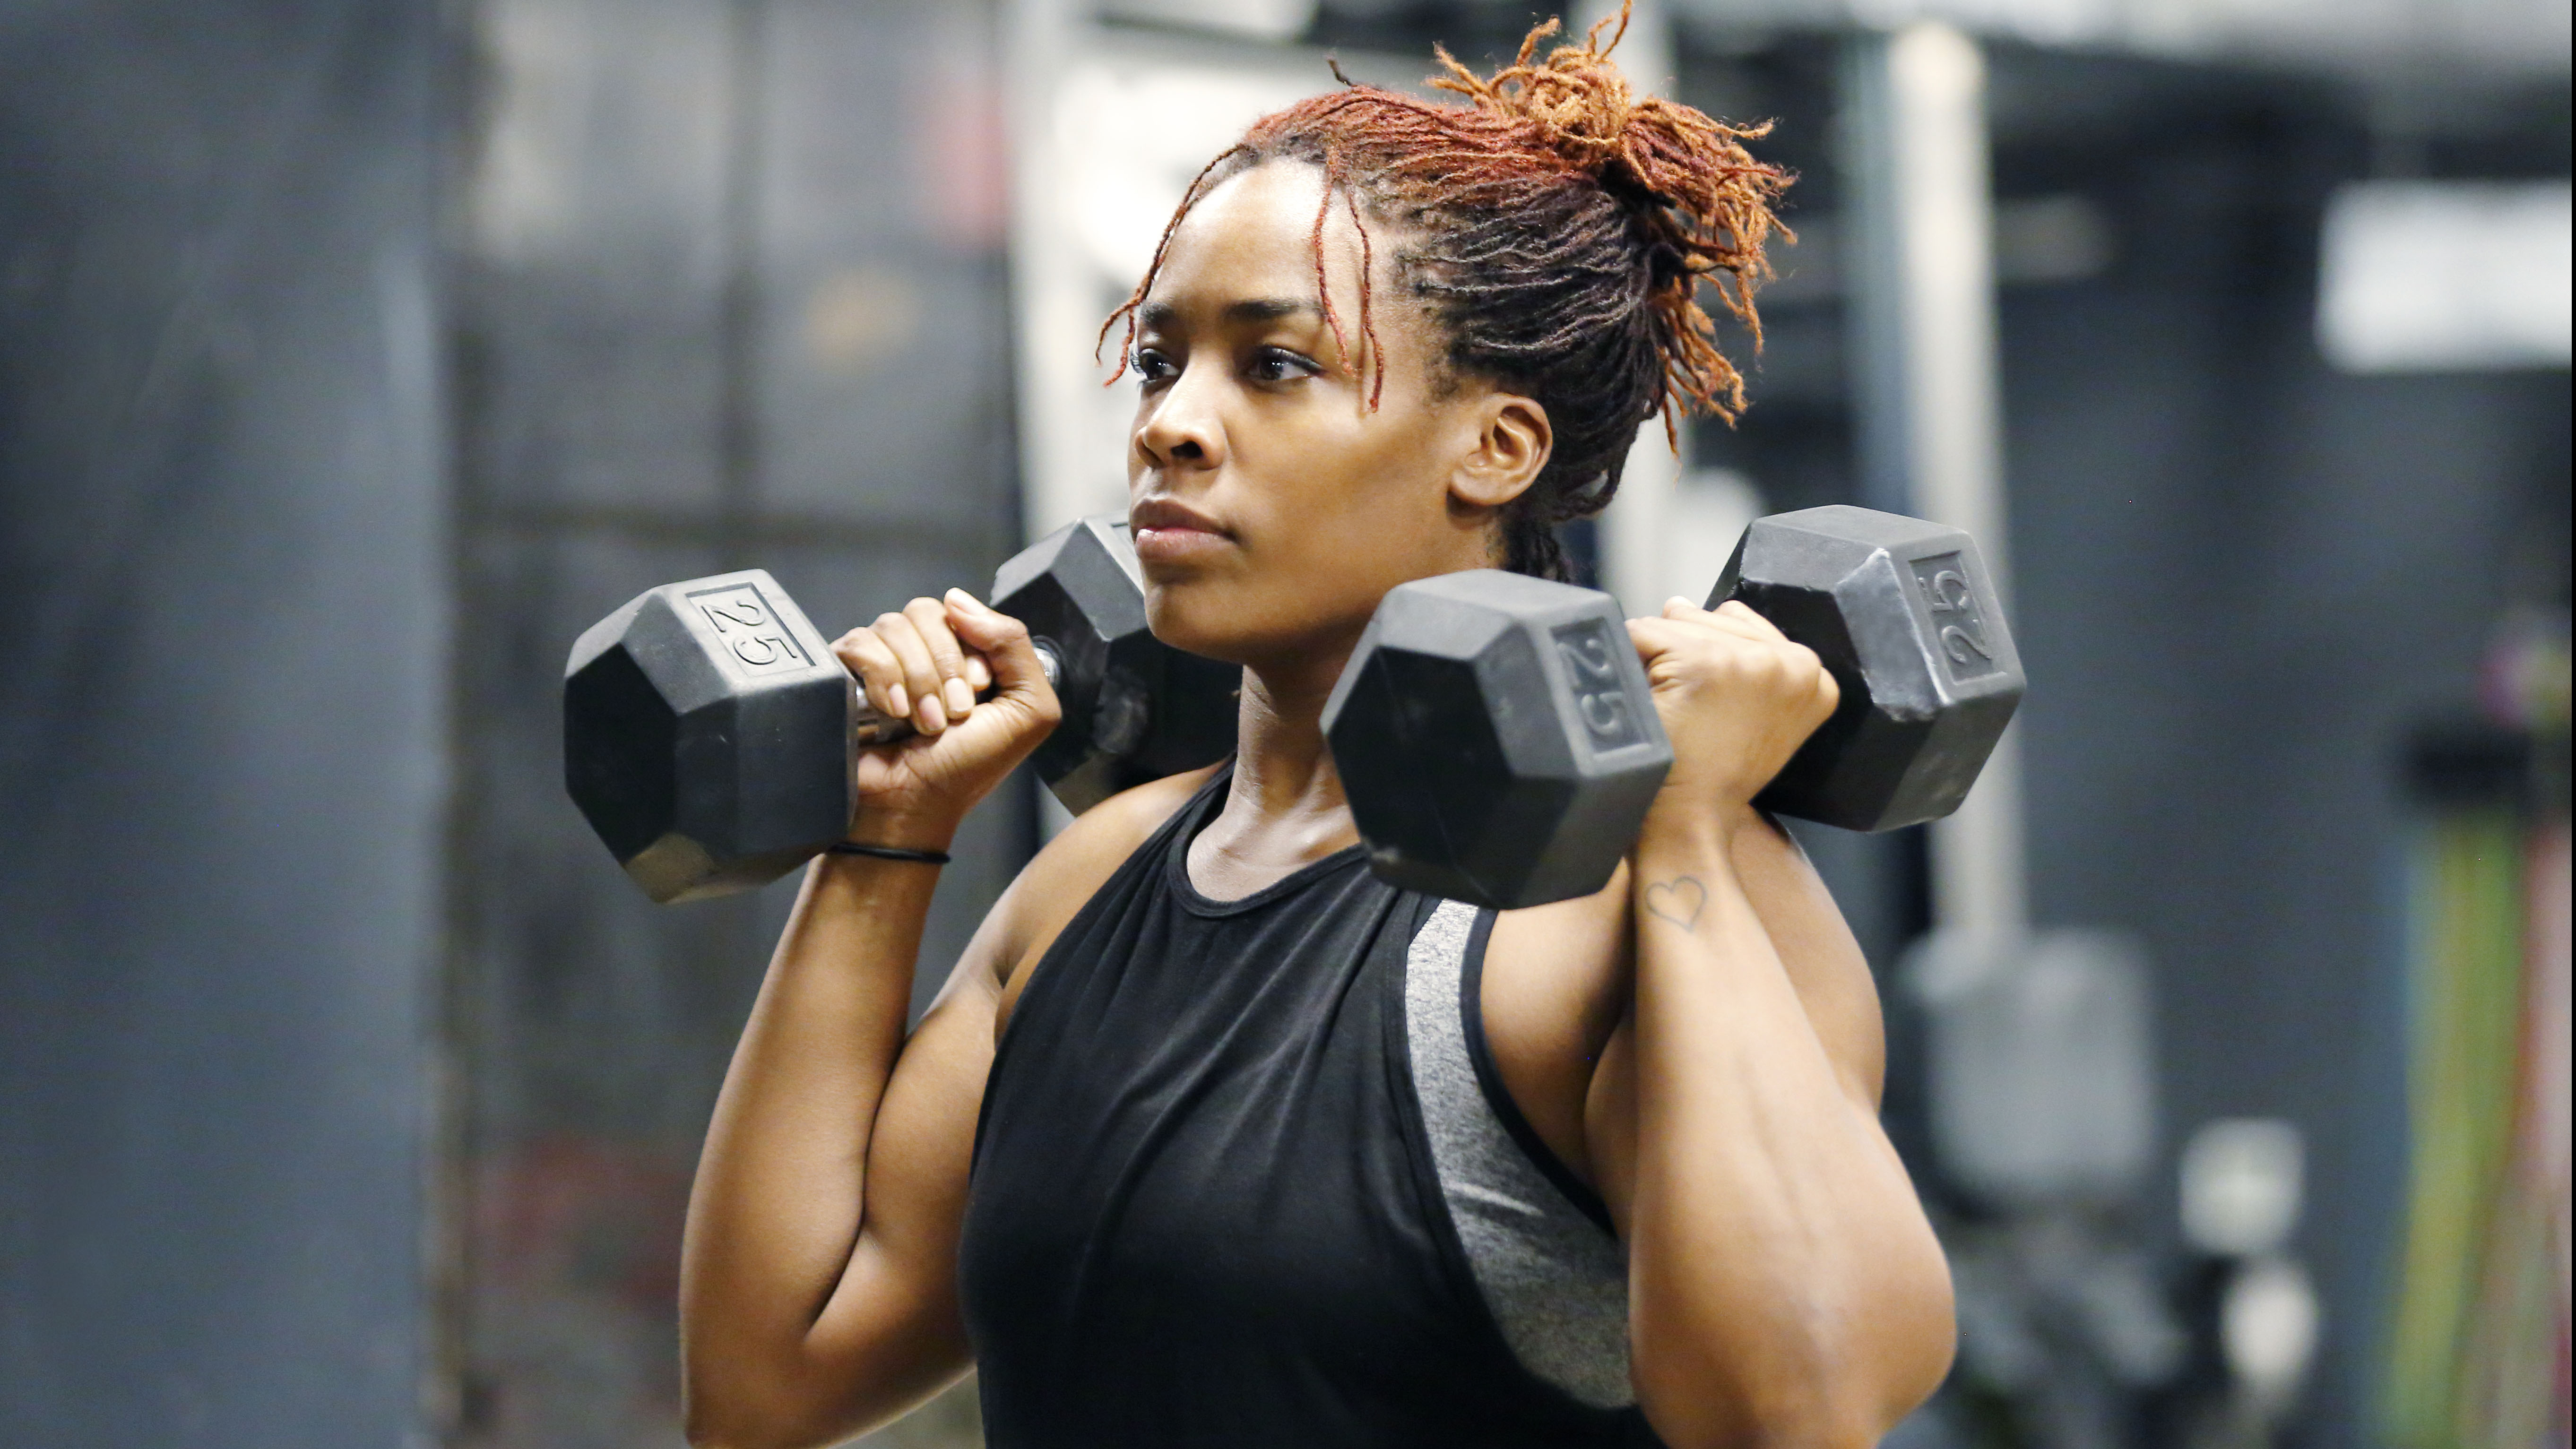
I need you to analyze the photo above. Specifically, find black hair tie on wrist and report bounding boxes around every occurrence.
[825,841,951,865]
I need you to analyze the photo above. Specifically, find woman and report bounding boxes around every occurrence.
[678,14,1955,1448]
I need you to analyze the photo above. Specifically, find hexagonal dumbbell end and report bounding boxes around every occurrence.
[1710,505,2024,832]
[1323,571,1673,910]
[992,516,1238,813]
[563,570,851,904]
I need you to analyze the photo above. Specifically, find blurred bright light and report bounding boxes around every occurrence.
[2317,180,2573,374]
[1905,929,2160,1207]
[1671,0,2570,75]
[2181,1117,2305,1255]
[1100,0,1319,42]
[2224,1254,2322,1416]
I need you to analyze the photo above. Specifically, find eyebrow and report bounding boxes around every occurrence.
[1138,297,1322,332]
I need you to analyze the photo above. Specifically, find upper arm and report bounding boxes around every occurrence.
[794,770,1213,1410]
[784,869,1013,1414]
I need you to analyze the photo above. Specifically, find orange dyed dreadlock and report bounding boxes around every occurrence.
[1099,3,1792,580]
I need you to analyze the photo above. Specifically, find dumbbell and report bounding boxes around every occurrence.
[1323,504,2024,910]
[563,516,1238,903]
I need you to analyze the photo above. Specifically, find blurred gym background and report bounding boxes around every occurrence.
[0,0,2563,1445]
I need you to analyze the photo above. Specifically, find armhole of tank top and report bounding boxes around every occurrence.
[977,766,1233,1152]
[1377,896,1630,1433]
[1457,910,1619,1237]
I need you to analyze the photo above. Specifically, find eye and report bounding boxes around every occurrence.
[1133,348,1178,385]
[1246,346,1321,384]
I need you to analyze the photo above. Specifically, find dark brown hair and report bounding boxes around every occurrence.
[1102,5,1792,580]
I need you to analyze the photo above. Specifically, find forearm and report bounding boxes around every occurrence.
[679,843,947,1423]
[1627,807,1952,1447]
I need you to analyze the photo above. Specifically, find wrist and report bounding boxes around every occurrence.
[842,807,962,854]
[1634,795,1759,859]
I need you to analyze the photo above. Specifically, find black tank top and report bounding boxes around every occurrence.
[959,768,1658,1447]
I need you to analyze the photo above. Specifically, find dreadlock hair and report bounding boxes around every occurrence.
[1100,2,1792,581]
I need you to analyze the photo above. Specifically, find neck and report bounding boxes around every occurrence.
[1231,652,1348,818]
[1187,635,1364,896]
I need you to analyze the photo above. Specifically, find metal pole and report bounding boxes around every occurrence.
[1841,21,2028,938]
[1582,0,1690,618]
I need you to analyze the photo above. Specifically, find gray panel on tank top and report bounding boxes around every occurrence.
[1404,900,1634,1408]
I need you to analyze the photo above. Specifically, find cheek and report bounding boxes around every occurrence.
[1249,406,1456,522]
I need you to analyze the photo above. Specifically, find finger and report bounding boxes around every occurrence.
[1711,599,1789,643]
[873,611,949,734]
[1809,656,1843,714]
[1633,612,1756,653]
[904,595,977,720]
[963,652,994,693]
[945,590,1056,704]
[1661,595,1711,621]
[1626,614,1693,661]
[833,627,909,721]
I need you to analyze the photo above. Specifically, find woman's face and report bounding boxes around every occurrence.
[1124,159,1549,674]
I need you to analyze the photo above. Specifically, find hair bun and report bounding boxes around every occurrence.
[1429,4,1791,357]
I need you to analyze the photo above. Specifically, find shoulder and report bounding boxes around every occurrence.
[985,764,1221,1000]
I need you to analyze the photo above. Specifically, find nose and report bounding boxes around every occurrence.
[1134,365,1225,474]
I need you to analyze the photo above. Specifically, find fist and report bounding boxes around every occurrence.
[827,590,1063,841]
[1626,598,1841,812]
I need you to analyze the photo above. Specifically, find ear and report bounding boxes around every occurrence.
[1445,391,1552,515]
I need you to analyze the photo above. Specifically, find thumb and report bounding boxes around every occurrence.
[944,589,1054,699]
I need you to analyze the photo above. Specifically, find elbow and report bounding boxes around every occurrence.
[681,1400,801,1449]
[681,1365,843,1449]
[1634,1355,1887,1449]
[1634,1286,1958,1449]
[1635,1380,1914,1449]
[683,1403,850,1449]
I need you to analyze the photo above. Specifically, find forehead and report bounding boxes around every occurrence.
[1144,160,1344,316]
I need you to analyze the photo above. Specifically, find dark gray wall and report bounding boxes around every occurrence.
[435,3,1017,1441]
[0,2,443,1447]
[1988,52,2568,1449]
[1685,38,2568,1449]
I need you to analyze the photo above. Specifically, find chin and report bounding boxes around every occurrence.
[1144,585,1259,666]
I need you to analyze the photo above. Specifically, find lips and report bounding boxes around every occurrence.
[1130,496,1231,566]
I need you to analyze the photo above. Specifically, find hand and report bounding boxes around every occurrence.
[1627,598,1840,818]
[829,590,1062,846]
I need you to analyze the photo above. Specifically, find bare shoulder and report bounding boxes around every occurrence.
[980,765,1220,1021]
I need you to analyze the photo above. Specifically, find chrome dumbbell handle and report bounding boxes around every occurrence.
[848,638,1064,747]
